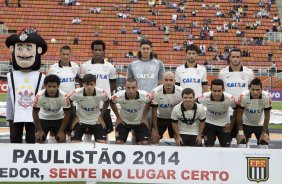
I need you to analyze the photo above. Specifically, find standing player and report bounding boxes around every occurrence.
[69,74,109,143]
[175,44,209,98]
[171,88,206,146]
[151,72,183,144]
[236,78,272,149]
[196,79,237,147]
[219,48,254,141]
[48,45,80,142]
[127,39,164,93]
[110,79,151,145]
[33,75,71,143]
[81,40,116,137]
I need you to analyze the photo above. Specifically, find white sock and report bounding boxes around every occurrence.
[83,134,92,142]
[66,135,71,143]
[238,144,247,148]
[48,136,57,143]
[259,145,268,149]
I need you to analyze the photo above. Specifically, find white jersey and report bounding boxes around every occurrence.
[219,66,254,100]
[171,103,206,135]
[33,89,71,120]
[7,71,45,123]
[111,90,151,125]
[197,92,237,127]
[238,90,272,126]
[151,85,183,119]
[80,60,116,96]
[48,61,80,94]
[69,87,109,125]
[175,63,207,98]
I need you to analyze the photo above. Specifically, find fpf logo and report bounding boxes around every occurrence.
[246,157,270,183]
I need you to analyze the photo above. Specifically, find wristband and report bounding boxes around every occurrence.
[238,130,244,136]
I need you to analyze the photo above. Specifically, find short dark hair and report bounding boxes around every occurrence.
[181,88,195,97]
[185,44,199,54]
[211,79,224,90]
[229,48,242,57]
[249,78,262,88]
[91,40,106,51]
[140,39,152,47]
[44,74,61,85]
[126,78,137,85]
[82,74,96,83]
[60,45,71,52]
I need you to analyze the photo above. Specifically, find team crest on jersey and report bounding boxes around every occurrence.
[18,90,34,109]
[246,157,269,183]
[102,65,109,72]
[71,68,77,74]
[241,73,246,80]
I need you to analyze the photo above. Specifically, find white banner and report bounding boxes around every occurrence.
[0,143,281,184]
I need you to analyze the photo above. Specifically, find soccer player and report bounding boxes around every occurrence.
[175,44,208,98]
[48,45,80,142]
[236,78,272,149]
[110,78,151,145]
[33,75,71,143]
[80,40,116,136]
[127,39,164,93]
[196,79,237,147]
[219,48,254,141]
[69,74,109,143]
[151,72,183,144]
[171,88,206,146]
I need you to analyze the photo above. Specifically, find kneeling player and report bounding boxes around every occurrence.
[33,74,71,143]
[110,78,151,145]
[171,88,206,147]
[236,78,272,149]
[197,79,237,147]
[69,74,109,143]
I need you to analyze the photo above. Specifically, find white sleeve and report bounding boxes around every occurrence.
[109,64,117,80]
[198,106,206,121]
[175,68,180,83]
[171,106,179,121]
[202,68,208,82]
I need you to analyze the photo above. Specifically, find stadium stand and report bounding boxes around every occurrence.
[0,0,281,69]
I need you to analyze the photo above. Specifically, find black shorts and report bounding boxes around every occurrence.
[66,103,77,132]
[39,119,63,142]
[104,109,113,134]
[243,124,269,145]
[157,118,174,138]
[84,109,113,134]
[180,134,202,147]
[71,123,107,141]
[203,123,231,147]
[116,123,149,143]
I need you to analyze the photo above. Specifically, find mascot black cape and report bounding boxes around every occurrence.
[5,29,47,143]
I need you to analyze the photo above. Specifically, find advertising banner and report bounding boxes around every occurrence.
[0,143,281,183]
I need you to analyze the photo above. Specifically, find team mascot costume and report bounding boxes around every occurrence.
[5,29,47,143]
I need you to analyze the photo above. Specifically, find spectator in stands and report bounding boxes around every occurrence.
[72,18,81,25]
[126,51,134,58]
[165,26,170,34]
[270,61,276,76]
[96,7,101,14]
[89,7,95,14]
[223,22,228,32]
[73,35,78,45]
[201,3,206,9]
[18,0,21,7]
[164,35,169,43]
[209,29,214,40]
[272,15,279,22]
[258,0,264,7]
[126,5,131,11]
[191,9,197,16]
[216,25,222,32]
[115,4,120,11]
[199,44,206,55]
[121,26,126,34]
[272,24,278,32]
[5,0,9,6]
[173,43,182,51]
[268,51,273,62]
[215,4,220,10]
[172,14,177,24]
[113,38,118,46]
